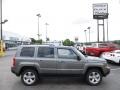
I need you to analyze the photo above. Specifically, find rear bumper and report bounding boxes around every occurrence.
[11,67,19,76]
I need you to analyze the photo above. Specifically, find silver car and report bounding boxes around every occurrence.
[11,45,110,86]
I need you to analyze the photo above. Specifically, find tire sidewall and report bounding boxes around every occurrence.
[86,69,102,86]
[21,69,38,86]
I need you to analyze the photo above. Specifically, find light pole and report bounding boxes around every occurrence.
[87,27,91,43]
[107,19,109,42]
[45,22,49,42]
[36,13,41,40]
[0,0,8,56]
[0,0,3,40]
[84,30,87,43]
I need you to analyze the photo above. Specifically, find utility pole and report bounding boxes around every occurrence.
[45,22,49,42]
[36,13,41,40]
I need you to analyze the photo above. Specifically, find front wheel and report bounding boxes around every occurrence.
[21,69,38,86]
[86,69,102,86]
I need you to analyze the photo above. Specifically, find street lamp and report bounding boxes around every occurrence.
[84,30,87,43]
[87,27,91,43]
[45,22,49,42]
[0,19,8,40]
[2,19,8,24]
[36,13,41,40]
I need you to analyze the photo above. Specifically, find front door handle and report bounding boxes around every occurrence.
[59,61,64,63]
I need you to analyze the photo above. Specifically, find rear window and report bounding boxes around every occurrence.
[37,47,54,58]
[20,47,35,57]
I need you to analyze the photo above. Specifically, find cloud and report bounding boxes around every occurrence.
[72,18,93,24]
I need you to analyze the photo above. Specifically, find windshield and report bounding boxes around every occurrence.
[73,48,86,58]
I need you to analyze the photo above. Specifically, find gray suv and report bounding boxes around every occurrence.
[11,45,110,86]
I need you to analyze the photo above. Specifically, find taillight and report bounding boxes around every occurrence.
[13,57,16,67]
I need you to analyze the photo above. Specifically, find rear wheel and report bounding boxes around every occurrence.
[21,69,39,86]
[86,69,102,86]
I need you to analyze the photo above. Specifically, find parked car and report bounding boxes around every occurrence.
[84,43,119,57]
[11,45,110,86]
[100,50,120,64]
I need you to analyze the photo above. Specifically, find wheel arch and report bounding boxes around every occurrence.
[85,67,104,76]
[19,66,39,76]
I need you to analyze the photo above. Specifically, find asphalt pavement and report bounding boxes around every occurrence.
[0,50,120,90]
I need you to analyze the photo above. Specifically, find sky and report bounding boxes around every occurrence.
[2,0,120,42]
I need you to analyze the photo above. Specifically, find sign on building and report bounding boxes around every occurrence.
[93,3,108,19]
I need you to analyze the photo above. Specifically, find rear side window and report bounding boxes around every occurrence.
[37,47,54,58]
[20,47,35,57]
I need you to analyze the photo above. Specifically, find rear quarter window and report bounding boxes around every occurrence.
[20,47,35,57]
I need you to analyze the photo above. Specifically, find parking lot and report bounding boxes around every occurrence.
[0,50,120,90]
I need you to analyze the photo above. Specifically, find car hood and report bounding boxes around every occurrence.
[86,56,106,63]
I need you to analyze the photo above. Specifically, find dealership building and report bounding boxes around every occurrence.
[2,31,31,48]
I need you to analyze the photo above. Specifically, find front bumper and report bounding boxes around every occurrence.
[103,66,110,76]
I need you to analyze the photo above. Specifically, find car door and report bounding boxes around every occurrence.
[36,46,57,74]
[56,48,85,74]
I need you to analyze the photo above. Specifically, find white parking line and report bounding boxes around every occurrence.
[111,68,120,71]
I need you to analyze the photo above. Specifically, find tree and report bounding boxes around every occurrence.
[30,38,43,44]
[36,39,42,44]
[63,39,74,46]
[70,41,74,46]
[30,38,36,44]
[113,40,120,45]
[46,37,50,41]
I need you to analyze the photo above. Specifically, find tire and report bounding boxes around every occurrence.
[86,69,102,86]
[21,69,39,86]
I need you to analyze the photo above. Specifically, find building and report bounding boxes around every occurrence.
[3,31,31,48]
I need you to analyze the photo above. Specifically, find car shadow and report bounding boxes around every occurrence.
[11,77,107,90]
[38,77,86,85]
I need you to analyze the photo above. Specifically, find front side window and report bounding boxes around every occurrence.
[37,47,54,58]
[20,47,35,57]
[57,48,77,59]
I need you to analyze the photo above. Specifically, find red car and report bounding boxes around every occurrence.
[84,43,119,57]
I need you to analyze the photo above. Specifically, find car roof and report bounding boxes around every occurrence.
[19,45,74,49]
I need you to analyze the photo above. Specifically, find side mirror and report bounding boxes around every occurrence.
[77,56,81,61]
